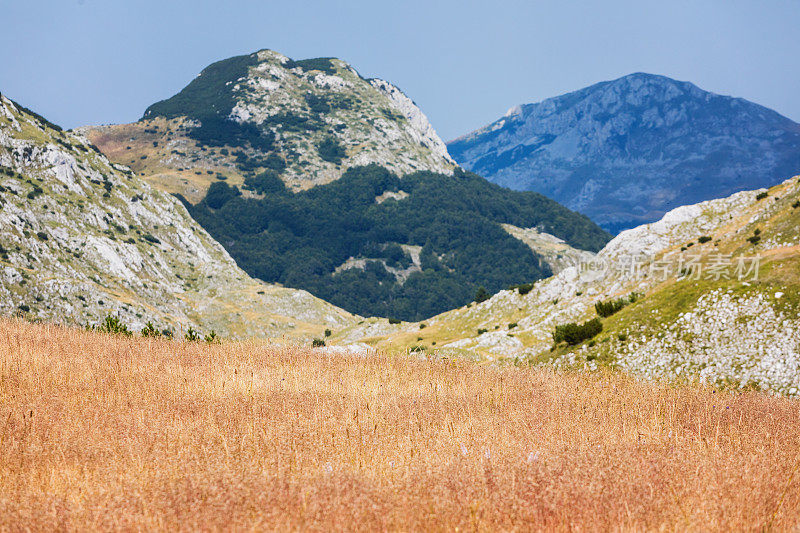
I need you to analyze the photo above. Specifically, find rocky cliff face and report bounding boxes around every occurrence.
[448,73,800,233]
[83,50,455,202]
[0,93,356,339]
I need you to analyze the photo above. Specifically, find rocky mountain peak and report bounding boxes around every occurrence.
[449,74,800,233]
[88,49,455,201]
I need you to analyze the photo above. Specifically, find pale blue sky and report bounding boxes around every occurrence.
[2,0,798,140]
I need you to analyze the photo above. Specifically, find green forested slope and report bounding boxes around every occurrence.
[186,165,610,320]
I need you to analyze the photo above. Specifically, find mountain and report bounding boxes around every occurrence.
[83,49,456,203]
[448,73,800,233]
[338,174,800,395]
[0,92,355,339]
[184,164,610,321]
[82,50,612,321]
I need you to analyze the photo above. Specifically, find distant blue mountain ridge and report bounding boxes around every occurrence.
[448,73,800,233]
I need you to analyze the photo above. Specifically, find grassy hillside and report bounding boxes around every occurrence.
[186,164,610,320]
[3,318,799,530]
[0,93,355,339]
[336,175,800,394]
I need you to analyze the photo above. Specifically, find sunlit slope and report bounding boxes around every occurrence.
[82,50,456,202]
[0,93,356,339]
[339,175,800,394]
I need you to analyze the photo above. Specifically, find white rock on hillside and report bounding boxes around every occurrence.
[0,94,356,339]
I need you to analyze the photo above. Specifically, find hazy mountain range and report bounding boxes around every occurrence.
[448,73,800,233]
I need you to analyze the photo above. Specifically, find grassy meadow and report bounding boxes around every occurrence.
[1,318,799,530]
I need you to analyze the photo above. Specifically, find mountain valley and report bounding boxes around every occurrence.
[83,50,610,320]
[3,52,799,394]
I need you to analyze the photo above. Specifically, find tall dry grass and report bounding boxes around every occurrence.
[0,318,799,531]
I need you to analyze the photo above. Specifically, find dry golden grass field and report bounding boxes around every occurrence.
[1,318,800,531]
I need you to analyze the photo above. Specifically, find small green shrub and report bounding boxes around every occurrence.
[508,322,518,329]
[755,192,769,201]
[595,297,629,318]
[93,315,132,337]
[698,236,712,243]
[553,318,603,346]
[317,136,346,164]
[388,318,402,324]
[312,338,326,347]
[594,292,640,318]
[141,321,161,338]
[263,152,287,173]
[184,327,201,341]
[324,328,332,337]
[474,286,490,303]
[293,57,338,74]
[477,328,488,335]
[304,93,330,114]
[204,330,220,344]
[517,283,533,295]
